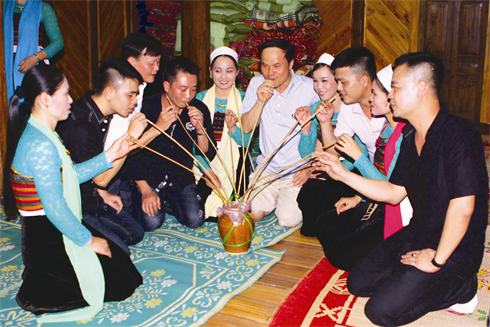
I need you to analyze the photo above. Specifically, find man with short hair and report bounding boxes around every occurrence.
[297,47,385,236]
[327,46,385,159]
[128,56,216,230]
[99,34,163,233]
[240,39,319,227]
[313,52,487,326]
[57,58,148,253]
[104,33,163,149]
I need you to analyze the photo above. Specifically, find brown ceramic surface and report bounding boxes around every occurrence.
[218,212,255,254]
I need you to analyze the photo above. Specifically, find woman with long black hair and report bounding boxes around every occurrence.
[3,65,142,323]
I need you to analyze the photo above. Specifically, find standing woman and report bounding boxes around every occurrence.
[3,65,142,323]
[195,46,251,218]
[3,0,64,102]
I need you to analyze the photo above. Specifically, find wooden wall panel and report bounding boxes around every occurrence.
[419,0,488,122]
[425,2,451,52]
[365,0,418,69]
[313,0,352,60]
[52,0,93,101]
[98,1,127,61]
[53,0,129,101]
[450,1,488,122]
[420,1,452,102]
[313,0,418,67]
[0,0,136,197]
[181,1,210,91]
[482,6,490,123]
[458,2,483,55]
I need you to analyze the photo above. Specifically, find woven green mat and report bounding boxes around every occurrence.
[0,208,292,326]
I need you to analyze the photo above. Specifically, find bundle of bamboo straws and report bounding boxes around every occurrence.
[129,90,337,208]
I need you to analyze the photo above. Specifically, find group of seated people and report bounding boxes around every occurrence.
[3,33,487,327]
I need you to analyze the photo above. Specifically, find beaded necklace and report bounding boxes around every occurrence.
[15,1,25,11]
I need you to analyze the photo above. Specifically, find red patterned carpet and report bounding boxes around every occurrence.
[269,228,490,327]
[269,257,354,327]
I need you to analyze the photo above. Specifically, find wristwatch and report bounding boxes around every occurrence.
[431,257,446,268]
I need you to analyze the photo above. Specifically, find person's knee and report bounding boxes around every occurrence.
[364,297,399,327]
[276,208,302,227]
[177,191,204,228]
[327,253,356,272]
[251,210,265,222]
[185,219,204,229]
[297,179,315,204]
[112,210,146,245]
[347,267,369,296]
[296,185,308,204]
[141,211,165,232]
[184,212,204,228]
[277,218,301,227]
[126,225,145,245]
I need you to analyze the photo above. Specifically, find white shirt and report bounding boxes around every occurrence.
[333,102,386,162]
[104,83,147,150]
[240,71,320,177]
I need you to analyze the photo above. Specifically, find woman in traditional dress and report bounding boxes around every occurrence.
[314,64,412,271]
[3,0,64,102]
[295,53,342,157]
[296,53,369,236]
[195,46,253,219]
[3,65,142,323]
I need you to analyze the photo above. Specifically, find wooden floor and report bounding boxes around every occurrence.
[204,230,325,327]
[205,202,490,327]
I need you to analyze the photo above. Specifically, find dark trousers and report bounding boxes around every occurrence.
[18,216,142,314]
[106,172,134,216]
[347,232,477,326]
[82,173,145,255]
[297,177,357,237]
[132,183,205,231]
[316,201,384,271]
[83,206,145,256]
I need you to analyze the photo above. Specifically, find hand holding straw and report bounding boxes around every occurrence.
[244,96,336,202]
[164,95,233,199]
[298,96,337,130]
[183,101,239,196]
[144,118,228,203]
[237,84,273,194]
[129,134,228,204]
[244,138,338,200]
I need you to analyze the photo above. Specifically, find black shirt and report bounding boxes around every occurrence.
[56,91,113,214]
[390,105,488,273]
[127,93,216,191]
